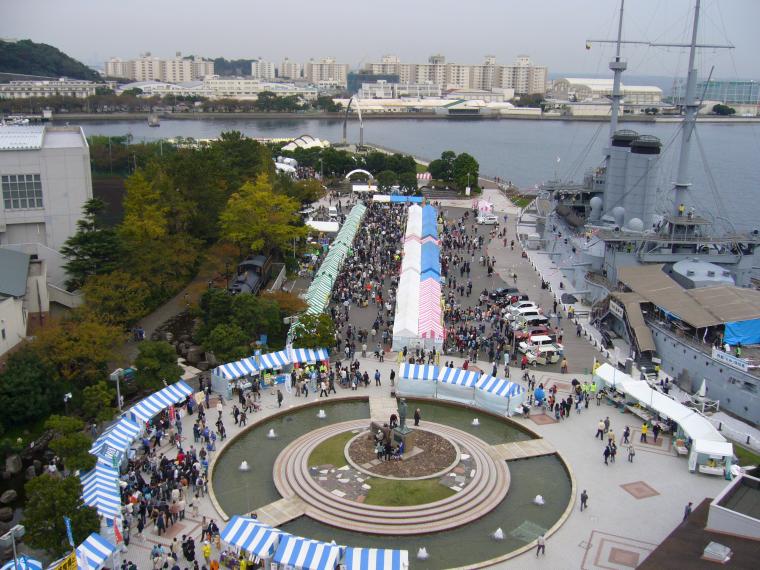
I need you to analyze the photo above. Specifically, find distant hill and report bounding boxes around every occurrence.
[0,39,101,81]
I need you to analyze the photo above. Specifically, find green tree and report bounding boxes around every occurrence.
[0,39,102,81]
[82,381,116,424]
[376,170,398,192]
[712,103,736,116]
[60,198,122,290]
[231,294,282,340]
[24,474,100,557]
[398,171,419,194]
[452,152,479,191]
[220,174,307,255]
[203,323,249,362]
[45,415,95,472]
[291,313,336,348]
[120,169,169,242]
[313,95,342,112]
[134,341,183,392]
[198,288,234,336]
[82,270,150,328]
[0,347,59,430]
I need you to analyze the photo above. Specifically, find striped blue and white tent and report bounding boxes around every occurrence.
[396,363,439,398]
[220,516,282,558]
[290,348,329,364]
[215,357,259,381]
[398,363,439,381]
[75,533,116,570]
[273,536,343,570]
[438,367,480,387]
[258,350,291,370]
[80,463,122,520]
[1,555,43,570]
[90,417,140,459]
[474,374,527,415]
[128,380,193,424]
[344,547,409,570]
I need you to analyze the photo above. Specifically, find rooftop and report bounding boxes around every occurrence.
[0,125,87,151]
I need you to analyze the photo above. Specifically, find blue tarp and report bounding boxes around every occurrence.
[725,319,760,345]
[421,205,438,238]
[390,195,424,203]
[420,242,440,276]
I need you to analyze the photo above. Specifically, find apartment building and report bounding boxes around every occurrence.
[367,55,547,95]
[251,59,276,80]
[279,58,302,80]
[0,78,100,99]
[105,53,214,82]
[304,58,349,88]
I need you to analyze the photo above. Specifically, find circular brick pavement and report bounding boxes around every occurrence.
[273,419,510,535]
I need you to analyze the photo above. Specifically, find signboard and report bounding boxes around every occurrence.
[465,186,471,196]
[712,347,749,372]
[609,299,625,320]
[57,552,78,570]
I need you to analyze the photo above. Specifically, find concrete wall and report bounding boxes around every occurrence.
[650,321,760,424]
[0,296,26,356]
[707,475,760,540]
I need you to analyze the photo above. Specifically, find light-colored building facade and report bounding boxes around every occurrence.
[357,81,442,99]
[672,79,759,105]
[367,55,547,95]
[0,125,92,252]
[279,58,302,80]
[550,78,663,105]
[0,78,100,99]
[118,76,318,100]
[304,58,349,88]
[251,59,276,80]
[105,53,214,82]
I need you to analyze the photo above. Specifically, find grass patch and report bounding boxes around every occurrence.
[364,478,455,506]
[733,443,760,467]
[415,162,428,173]
[511,196,533,208]
[308,431,355,468]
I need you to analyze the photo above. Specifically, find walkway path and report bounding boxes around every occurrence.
[369,395,400,422]
[254,496,307,527]
[488,438,555,461]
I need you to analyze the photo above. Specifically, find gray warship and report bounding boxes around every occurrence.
[521,0,760,425]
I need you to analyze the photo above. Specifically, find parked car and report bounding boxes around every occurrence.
[489,287,520,300]
[508,300,538,316]
[525,345,562,366]
[511,314,551,332]
[519,334,562,354]
[477,214,499,225]
[514,325,552,342]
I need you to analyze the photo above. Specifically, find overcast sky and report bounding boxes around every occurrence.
[2,0,757,79]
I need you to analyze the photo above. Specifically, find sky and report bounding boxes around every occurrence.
[1,0,757,79]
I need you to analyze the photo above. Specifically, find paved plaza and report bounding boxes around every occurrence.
[118,187,732,569]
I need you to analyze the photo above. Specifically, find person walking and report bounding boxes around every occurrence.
[319,381,328,398]
[276,389,284,408]
[652,423,661,443]
[414,408,421,426]
[374,370,381,386]
[640,422,648,443]
[623,426,630,444]
[390,369,396,387]
[627,443,635,462]
[595,419,605,440]
[683,501,693,522]
[535,534,546,557]
[580,490,589,511]
[603,416,610,433]
[603,445,611,465]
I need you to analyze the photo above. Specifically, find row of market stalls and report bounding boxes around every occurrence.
[82,380,194,522]
[371,194,424,204]
[593,363,734,478]
[221,516,409,570]
[304,203,367,316]
[210,347,330,396]
[392,205,444,351]
[397,363,527,416]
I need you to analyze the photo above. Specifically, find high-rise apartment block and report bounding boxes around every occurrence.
[279,58,302,80]
[105,53,214,82]
[367,55,547,95]
[251,59,276,80]
[304,58,349,88]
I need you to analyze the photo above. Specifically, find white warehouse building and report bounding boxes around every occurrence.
[550,78,662,105]
[0,125,92,252]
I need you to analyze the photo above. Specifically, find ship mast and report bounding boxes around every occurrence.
[608,0,626,138]
[672,0,701,215]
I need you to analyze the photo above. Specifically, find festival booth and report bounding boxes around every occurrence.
[404,205,422,239]
[343,547,410,570]
[419,242,440,279]
[220,516,283,566]
[593,364,732,477]
[372,195,424,204]
[127,380,194,426]
[290,348,330,366]
[421,205,438,239]
[401,240,421,274]
[1,556,41,570]
[272,535,343,570]
[437,367,480,404]
[74,532,117,570]
[89,417,141,464]
[418,281,444,350]
[392,272,420,350]
[473,375,527,415]
[80,462,122,520]
[396,364,440,398]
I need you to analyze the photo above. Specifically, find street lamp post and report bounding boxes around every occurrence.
[110,369,123,413]
[63,393,72,415]
[0,524,25,569]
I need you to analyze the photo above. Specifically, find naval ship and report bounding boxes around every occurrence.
[521,0,760,425]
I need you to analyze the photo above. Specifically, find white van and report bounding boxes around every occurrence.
[518,334,558,354]
[328,206,338,219]
[477,214,499,225]
[508,300,537,317]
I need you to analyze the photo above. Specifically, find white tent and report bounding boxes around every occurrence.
[396,364,439,398]
[436,367,479,405]
[405,205,422,238]
[473,375,527,416]
[400,240,421,273]
[306,220,340,233]
[392,271,420,350]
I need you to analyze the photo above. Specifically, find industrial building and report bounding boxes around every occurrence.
[0,78,100,99]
